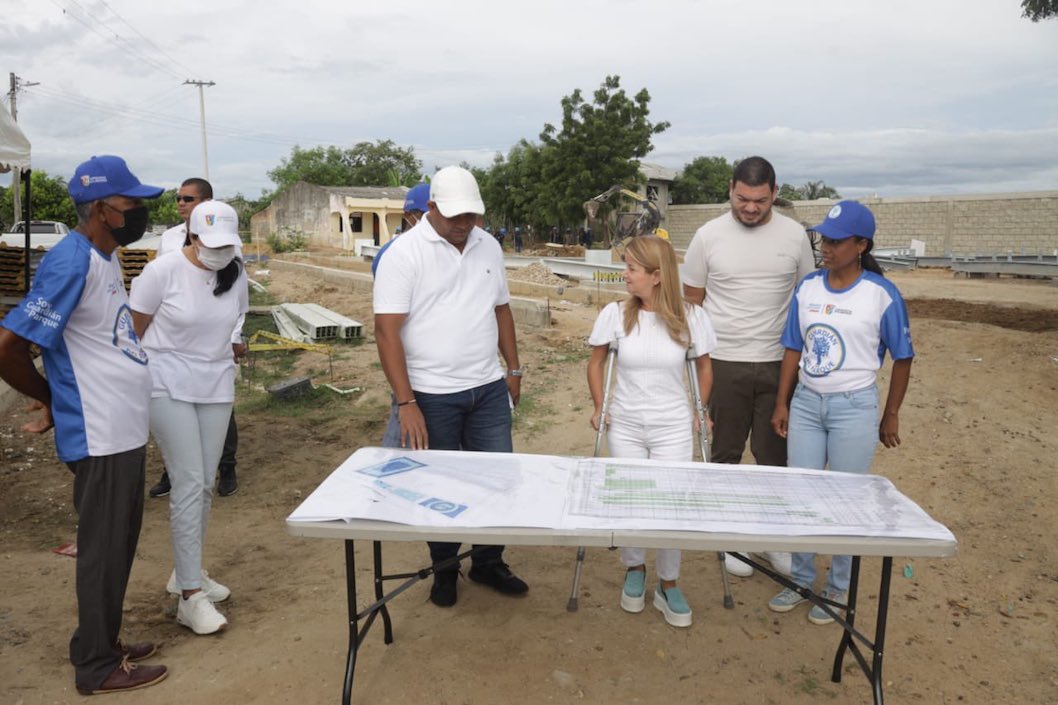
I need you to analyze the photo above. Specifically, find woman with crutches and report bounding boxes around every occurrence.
[768,201,914,625]
[587,235,716,627]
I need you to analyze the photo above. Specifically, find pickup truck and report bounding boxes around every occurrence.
[0,220,72,250]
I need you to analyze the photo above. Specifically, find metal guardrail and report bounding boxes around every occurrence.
[951,260,1058,277]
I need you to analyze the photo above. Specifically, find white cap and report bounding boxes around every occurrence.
[430,166,485,217]
[189,201,241,248]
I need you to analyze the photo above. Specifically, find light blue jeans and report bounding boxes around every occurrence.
[787,383,879,594]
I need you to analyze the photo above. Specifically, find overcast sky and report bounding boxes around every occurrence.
[3,0,1057,200]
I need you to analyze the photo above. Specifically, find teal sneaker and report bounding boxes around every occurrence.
[808,589,847,625]
[653,585,692,627]
[620,569,646,613]
[768,587,807,613]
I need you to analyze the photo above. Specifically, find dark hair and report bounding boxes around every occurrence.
[732,156,776,190]
[859,238,885,277]
[214,257,243,296]
[181,177,213,200]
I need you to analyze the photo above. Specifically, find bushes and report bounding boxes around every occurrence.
[266,227,308,253]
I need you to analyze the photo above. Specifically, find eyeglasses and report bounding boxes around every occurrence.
[176,195,199,203]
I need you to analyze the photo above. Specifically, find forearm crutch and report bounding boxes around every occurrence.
[566,343,618,612]
[686,349,735,609]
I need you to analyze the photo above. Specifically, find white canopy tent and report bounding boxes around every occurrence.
[0,105,31,173]
[1,106,33,292]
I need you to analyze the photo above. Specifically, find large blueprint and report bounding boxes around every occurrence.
[287,447,955,544]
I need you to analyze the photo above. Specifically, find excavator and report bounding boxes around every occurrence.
[583,185,668,249]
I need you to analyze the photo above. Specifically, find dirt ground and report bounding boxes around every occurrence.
[2,265,1057,705]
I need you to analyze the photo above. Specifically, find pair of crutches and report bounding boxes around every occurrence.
[565,343,734,612]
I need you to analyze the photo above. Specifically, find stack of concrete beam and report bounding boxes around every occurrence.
[298,303,363,339]
[272,303,363,342]
[271,306,314,343]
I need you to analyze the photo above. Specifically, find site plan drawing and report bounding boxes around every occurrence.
[287,447,955,545]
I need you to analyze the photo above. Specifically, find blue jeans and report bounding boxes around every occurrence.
[416,378,513,569]
[787,384,879,594]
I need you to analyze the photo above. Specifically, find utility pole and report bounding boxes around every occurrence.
[8,72,39,226]
[184,79,215,181]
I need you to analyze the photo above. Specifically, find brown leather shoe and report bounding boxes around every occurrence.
[77,657,168,695]
[116,640,157,662]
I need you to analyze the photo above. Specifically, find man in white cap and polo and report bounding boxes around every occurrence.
[373,166,528,607]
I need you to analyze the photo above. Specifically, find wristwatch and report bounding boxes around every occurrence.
[507,368,524,377]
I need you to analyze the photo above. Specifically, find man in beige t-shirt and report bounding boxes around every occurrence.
[682,156,815,577]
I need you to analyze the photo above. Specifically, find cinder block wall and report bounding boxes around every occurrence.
[668,191,1058,256]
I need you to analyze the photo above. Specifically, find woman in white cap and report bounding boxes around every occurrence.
[586,235,716,628]
[767,200,914,625]
[130,201,247,635]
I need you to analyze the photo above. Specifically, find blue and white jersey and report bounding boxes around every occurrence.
[1,231,151,462]
[781,270,914,394]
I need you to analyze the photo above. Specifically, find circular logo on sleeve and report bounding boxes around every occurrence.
[803,323,845,377]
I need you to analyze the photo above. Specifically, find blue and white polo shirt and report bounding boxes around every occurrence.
[781,269,914,394]
[2,231,151,462]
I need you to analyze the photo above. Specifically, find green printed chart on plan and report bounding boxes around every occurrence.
[565,459,907,532]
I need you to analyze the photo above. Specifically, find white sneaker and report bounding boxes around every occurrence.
[167,569,231,602]
[762,551,792,577]
[723,552,753,577]
[176,591,228,635]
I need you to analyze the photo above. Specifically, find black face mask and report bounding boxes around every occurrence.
[103,203,150,246]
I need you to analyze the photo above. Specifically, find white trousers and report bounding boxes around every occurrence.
[149,397,232,590]
[607,417,692,582]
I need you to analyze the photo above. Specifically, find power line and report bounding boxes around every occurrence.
[49,0,186,81]
[97,0,201,79]
[27,84,342,147]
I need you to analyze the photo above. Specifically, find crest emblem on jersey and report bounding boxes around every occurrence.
[205,214,216,226]
[824,304,836,315]
[803,323,845,377]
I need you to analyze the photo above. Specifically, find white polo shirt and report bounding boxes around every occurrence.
[373,218,509,394]
[158,222,188,257]
[681,210,815,362]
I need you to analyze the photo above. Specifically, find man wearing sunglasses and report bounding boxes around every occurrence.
[150,177,244,500]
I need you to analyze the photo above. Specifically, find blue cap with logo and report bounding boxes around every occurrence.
[67,155,164,204]
[403,183,430,214]
[812,200,876,241]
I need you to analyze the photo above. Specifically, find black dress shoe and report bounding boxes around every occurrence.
[430,570,459,607]
[218,466,238,497]
[148,471,171,498]
[468,562,529,595]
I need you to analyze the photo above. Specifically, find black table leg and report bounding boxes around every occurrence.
[871,557,893,705]
[831,555,861,683]
[373,541,394,645]
[342,539,357,705]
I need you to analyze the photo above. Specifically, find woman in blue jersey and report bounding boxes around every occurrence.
[767,200,914,625]
[587,235,717,628]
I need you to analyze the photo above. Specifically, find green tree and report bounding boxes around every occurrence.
[778,180,841,201]
[17,170,78,227]
[671,156,733,204]
[539,75,670,226]
[1022,0,1058,21]
[147,189,180,228]
[267,140,421,191]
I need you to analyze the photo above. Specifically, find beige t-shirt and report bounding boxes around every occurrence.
[681,210,815,362]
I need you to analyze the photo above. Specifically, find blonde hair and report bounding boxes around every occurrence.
[621,235,689,346]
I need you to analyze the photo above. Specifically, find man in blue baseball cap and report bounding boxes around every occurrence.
[0,155,169,694]
[371,182,429,277]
